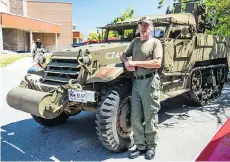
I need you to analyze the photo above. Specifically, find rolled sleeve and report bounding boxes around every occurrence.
[123,38,136,57]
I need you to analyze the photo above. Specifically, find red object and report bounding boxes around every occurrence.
[195,118,230,161]
[83,40,101,45]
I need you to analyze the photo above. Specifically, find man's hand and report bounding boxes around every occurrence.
[124,61,136,71]
[120,54,135,71]
[127,61,136,66]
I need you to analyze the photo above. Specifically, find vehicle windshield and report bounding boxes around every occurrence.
[103,24,168,42]
[104,27,136,42]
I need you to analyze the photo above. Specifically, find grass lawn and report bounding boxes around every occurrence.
[0,53,52,67]
[0,54,29,67]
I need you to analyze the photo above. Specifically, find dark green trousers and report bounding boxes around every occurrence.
[131,73,161,150]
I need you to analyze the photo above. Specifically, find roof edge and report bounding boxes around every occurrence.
[26,0,72,4]
[0,12,61,26]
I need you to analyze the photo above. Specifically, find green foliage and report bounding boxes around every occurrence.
[88,31,99,41]
[0,55,28,67]
[158,0,230,37]
[205,0,230,37]
[111,6,134,24]
[87,6,135,40]
[158,0,178,9]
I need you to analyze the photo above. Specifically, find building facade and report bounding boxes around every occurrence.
[73,23,81,44]
[0,0,9,13]
[0,0,81,52]
[26,0,73,48]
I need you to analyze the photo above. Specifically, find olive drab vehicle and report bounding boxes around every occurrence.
[6,1,230,152]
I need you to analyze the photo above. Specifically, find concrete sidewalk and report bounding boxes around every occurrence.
[3,57,33,71]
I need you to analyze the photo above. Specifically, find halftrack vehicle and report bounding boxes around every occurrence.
[6,1,230,152]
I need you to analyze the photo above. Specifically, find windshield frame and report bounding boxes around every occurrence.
[102,26,137,42]
[101,23,170,42]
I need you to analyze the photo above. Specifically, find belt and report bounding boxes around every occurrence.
[134,71,157,80]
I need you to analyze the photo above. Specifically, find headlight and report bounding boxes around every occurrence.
[84,55,91,65]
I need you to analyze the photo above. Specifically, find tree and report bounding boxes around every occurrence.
[157,0,230,37]
[109,6,135,39]
[205,0,230,36]
[88,31,99,41]
[111,6,134,24]
[87,6,135,40]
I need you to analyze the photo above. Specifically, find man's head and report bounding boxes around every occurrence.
[37,39,40,42]
[137,16,153,40]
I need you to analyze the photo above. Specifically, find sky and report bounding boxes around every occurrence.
[49,0,174,40]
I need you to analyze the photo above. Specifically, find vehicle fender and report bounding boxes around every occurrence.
[86,63,124,83]
[27,63,45,76]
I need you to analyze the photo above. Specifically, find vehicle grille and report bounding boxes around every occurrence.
[42,56,80,85]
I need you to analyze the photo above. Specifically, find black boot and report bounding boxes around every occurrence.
[129,148,146,159]
[145,148,156,160]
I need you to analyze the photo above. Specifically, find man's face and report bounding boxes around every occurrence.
[138,22,152,39]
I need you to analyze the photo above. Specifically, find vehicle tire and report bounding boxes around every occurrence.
[95,81,133,152]
[31,112,69,127]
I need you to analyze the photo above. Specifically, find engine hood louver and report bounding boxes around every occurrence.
[42,57,80,85]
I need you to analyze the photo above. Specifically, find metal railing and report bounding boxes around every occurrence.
[3,42,10,51]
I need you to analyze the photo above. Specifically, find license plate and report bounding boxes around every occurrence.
[68,89,95,103]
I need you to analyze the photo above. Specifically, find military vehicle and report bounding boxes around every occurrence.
[6,1,230,152]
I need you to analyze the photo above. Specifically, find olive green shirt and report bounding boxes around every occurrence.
[123,37,163,76]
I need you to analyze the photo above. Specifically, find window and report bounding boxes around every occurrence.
[152,26,166,38]
[106,28,135,41]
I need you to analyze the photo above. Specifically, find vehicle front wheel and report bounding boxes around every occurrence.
[95,81,133,152]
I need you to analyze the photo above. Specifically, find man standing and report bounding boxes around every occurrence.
[36,39,42,49]
[36,38,46,55]
[120,16,163,160]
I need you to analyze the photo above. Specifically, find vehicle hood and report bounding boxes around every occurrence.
[51,42,131,57]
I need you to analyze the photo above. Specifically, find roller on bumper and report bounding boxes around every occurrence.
[6,87,64,119]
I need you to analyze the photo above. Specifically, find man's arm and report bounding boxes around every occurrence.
[120,38,136,71]
[120,54,129,63]
[131,58,162,69]
[129,39,163,69]
[119,38,136,62]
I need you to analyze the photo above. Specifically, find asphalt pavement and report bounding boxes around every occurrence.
[1,57,230,161]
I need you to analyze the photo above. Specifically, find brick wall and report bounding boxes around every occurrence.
[27,1,72,47]
[17,29,29,51]
[3,28,17,50]
[3,28,29,51]
[32,33,56,49]
[9,0,23,15]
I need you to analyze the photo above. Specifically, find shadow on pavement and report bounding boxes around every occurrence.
[158,84,230,127]
[199,85,230,124]
[1,112,127,161]
[1,86,229,161]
